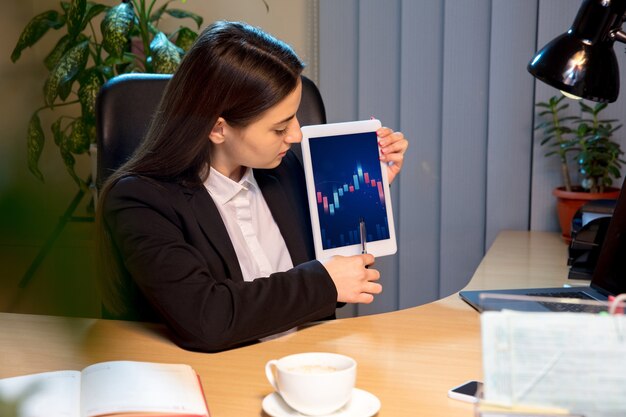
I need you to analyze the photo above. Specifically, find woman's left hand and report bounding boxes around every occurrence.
[377,127,408,184]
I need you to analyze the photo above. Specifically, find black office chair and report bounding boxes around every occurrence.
[95,73,326,190]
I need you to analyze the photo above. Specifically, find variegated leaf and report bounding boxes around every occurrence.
[68,117,92,154]
[44,34,72,70]
[101,1,135,58]
[78,70,102,123]
[67,0,87,38]
[175,27,197,52]
[58,76,73,101]
[59,147,84,189]
[27,113,45,182]
[11,10,64,62]
[44,40,89,107]
[149,32,182,74]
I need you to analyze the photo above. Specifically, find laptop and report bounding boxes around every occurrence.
[460,178,626,312]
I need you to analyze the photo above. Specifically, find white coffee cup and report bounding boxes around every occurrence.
[265,352,356,415]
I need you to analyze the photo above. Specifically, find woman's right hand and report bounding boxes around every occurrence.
[321,254,382,304]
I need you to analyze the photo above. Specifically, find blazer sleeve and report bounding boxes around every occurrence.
[103,176,338,352]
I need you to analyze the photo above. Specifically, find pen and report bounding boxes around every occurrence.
[359,217,367,254]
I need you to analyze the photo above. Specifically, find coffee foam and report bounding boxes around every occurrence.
[287,364,338,374]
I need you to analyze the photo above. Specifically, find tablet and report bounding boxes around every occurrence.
[301,119,397,259]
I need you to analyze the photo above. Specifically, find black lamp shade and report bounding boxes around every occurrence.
[527,0,626,103]
[528,31,619,102]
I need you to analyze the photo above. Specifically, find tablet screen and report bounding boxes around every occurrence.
[308,131,391,250]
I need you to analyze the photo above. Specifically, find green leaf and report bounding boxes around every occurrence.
[556,103,569,112]
[51,117,65,147]
[44,40,90,107]
[164,9,203,28]
[27,113,45,182]
[57,122,86,189]
[59,147,85,189]
[11,10,65,62]
[82,3,110,31]
[67,0,87,38]
[579,101,593,113]
[78,70,102,122]
[175,27,197,52]
[103,52,136,67]
[594,102,608,113]
[149,2,169,22]
[99,65,115,79]
[58,75,74,101]
[101,1,135,58]
[44,34,73,70]
[149,32,182,74]
[577,123,589,135]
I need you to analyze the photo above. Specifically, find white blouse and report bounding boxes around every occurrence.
[204,167,294,281]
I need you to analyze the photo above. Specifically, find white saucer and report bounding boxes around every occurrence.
[262,388,380,417]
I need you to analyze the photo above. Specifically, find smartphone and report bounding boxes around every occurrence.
[447,380,483,403]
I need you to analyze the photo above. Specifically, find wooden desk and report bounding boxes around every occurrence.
[0,231,570,416]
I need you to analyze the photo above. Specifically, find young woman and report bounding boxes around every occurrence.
[97,21,408,352]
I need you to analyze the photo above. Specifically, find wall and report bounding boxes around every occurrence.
[319,0,626,317]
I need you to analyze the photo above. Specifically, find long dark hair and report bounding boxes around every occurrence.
[96,21,304,316]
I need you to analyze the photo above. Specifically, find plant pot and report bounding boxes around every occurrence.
[552,186,621,242]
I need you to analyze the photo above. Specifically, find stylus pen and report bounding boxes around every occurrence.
[359,218,367,254]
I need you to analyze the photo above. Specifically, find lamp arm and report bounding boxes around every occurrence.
[609,6,626,44]
[610,29,626,44]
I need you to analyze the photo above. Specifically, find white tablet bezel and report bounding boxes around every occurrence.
[300,119,397,260]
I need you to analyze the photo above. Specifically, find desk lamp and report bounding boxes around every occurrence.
[528,0,626,103]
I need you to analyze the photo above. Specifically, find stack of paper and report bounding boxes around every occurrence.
[481,310,626,417]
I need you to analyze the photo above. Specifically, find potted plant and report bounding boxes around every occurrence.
[535,95,625,241]
[11,0,204,199]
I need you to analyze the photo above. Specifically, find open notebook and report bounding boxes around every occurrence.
[0,361,210,417]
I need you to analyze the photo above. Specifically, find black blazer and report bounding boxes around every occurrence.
[103,152,338,352]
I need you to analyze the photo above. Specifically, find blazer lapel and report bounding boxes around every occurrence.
[254,170,311,266]
[182,185,244,282]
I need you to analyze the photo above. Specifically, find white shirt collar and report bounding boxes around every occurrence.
[204,167,258,205]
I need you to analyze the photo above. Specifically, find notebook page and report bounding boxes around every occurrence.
[481,311,626,417]
[0,370,81,417]
[80,361,207,417]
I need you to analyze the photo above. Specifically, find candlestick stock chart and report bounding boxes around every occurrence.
[309,132,391,250]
